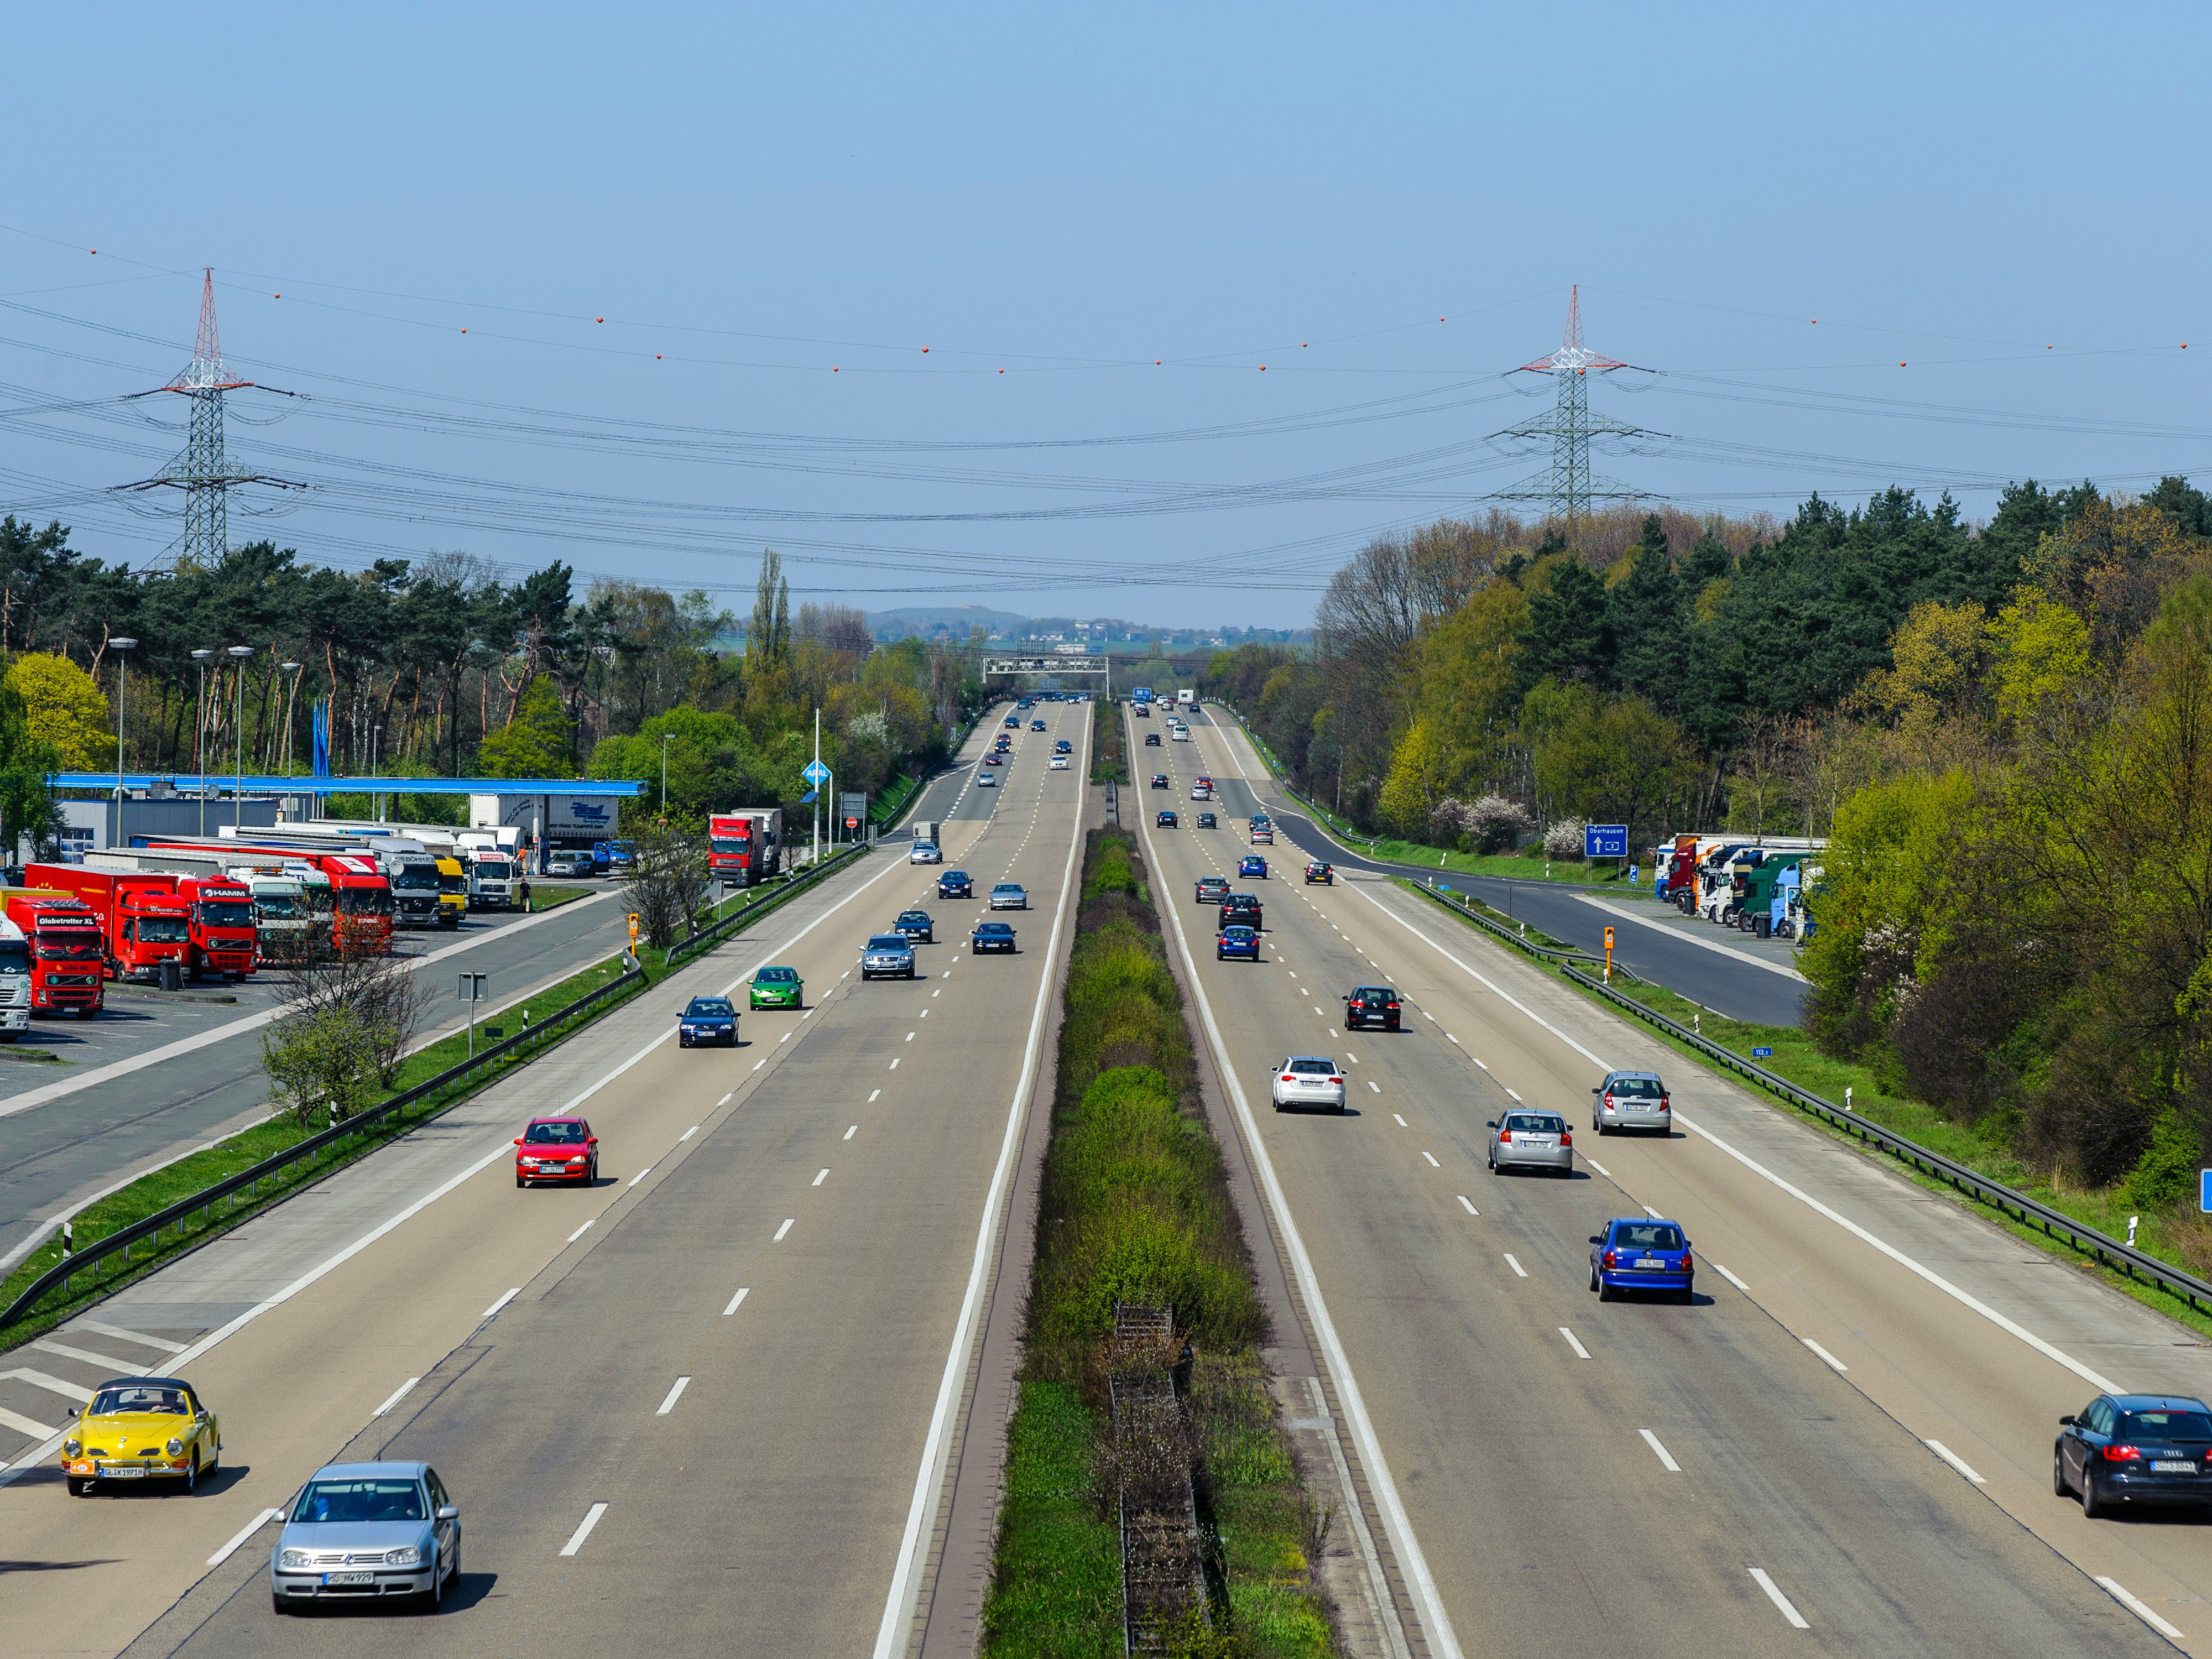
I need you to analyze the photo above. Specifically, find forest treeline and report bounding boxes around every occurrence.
[0,518,987,821]
[1213,479,2212,1199]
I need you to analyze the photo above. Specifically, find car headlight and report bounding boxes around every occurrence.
[280,1548,312,1569]
[63,1438,81,1457]
[166,1436,185,1456]
[385,1545,424,1567]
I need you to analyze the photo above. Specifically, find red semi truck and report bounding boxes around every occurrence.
[145,839,396,954]
[0,889,106,1017]
[707,810,785,888]
[25,864,195,984]
[64,863,258,978]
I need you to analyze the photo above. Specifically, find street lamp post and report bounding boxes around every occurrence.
[280,661,302,812]
[227,646,253,828]
[370,725,383,823]
[661,733,674,814]
[108,638,137,849]
[191,649,214,835]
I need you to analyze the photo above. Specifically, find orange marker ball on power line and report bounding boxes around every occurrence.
[1900,361,1907,367]
[274,293,281,299]
[461,328,467,334]
[1259,364,1267,371]
[596,316,604,323]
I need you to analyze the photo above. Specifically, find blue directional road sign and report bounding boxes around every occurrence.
[1584,823,1629,859]
[2201,1169,2212,1213]
[802,760,832,787]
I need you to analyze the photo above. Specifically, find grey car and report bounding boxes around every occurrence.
[862,933,917,979]
[1592,1070,1671,1134]
[271,1460,461,1613]
[1488,1109,1572,1177]
[989,883,1029,910]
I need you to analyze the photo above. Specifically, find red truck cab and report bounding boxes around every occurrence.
[1,890,105,1018]
[175,876,259,978]
[25,865,194,984]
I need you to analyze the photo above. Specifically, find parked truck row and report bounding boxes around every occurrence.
[1652,833,1824,942]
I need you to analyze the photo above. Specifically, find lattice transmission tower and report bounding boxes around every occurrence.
[118,270,301,571]
[1491,286,1647,534]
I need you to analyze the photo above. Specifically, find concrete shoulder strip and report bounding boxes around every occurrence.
[1573,894,1808,983]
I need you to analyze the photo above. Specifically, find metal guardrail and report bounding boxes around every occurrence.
[3,839,875,1332]
[1564,963,2212,1317]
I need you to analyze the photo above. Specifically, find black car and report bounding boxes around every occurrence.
[678,995,739,1048]
[1054,739,1072,753]
[1145,732,1162,746]
[894,909,935,943]
[1031,719,1048,731]
[1196,875,1230,903]
[938,870,974,899]
[972,920,1018,953]
[2057,1394,2212,1517]
[1220,894,1262,929]
[1151,773,1169,789]
[1344,985,1401,1031]
[1196,812,1217,829]
[1304,862,1334,884]
[1157,810,1178,828]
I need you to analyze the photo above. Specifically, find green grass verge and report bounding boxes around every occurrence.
[1091,696,1129,785]
[983,827,1336,1657]
[526,884,590,912]
[1400,879,2212,1342]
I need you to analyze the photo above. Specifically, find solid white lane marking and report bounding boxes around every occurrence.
[1748,1567,1810,1629]
[844,1125,858,1140]
[1392,1114,1408,1128]
[1504,1253,1526,1277]
[813,1168,829,1186]
[373,1377,421,1418]
[1558,1327,1591,1359]
[628,1164,655,1188]
[1803,1338,1849,1373]
[68,1318,184,1354]
[207,1506,284,1567]
[869,1088,881,1102]
[722,1287,749,1316]
[680,1125,698,1141]
[1369,1081,1382,1095]
[566,1219,595,1243]
[560,1502,609,1557]
[1422,1150,1440,1167]
[1924,1439,1986,1483]
[1584,1158,1612,1178]
[32,1339,141,1373]
[1639,1428,1680,1471]
[1457,1196,1478,1215]
[1712,1262,1750,1291]
[2098,1577,2187,1641]
[656,1376,691,1416]
[482,1288,519,1319]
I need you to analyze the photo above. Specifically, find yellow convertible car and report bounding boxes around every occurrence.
[61,1375,221,1496]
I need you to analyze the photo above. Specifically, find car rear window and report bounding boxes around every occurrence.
[1612,1222,1684,1250]
[293,1478,426,1524]
[1609,1076,1664,1097]
[868,935,910,950]
[2120,1410,2212,1440]
[1505,1113,1563,1133]
[1290,1060,1335,1074]
[1357,987,1396,1000]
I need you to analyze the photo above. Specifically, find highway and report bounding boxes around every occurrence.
[0,889,635,1277]
[0,698,1087,1659]
[1130,704,2203,1655]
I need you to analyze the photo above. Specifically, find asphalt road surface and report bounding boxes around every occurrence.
[0,890,634,1276]
[1130,705,2200,1656]
[0,699,1088,1659]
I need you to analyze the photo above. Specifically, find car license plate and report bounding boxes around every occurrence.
[324,1571,376,1585]
[100,1465,146,1478]
[2152,1459,2197,1473]
[1636,1256,1666,1270]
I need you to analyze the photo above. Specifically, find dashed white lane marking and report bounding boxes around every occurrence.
[628,1165,655,1188]
[1803,1338,1849,1373]
[1392,1113,1408,1128]
[889,1058,900,1070]
[679,1125,698,1142]
[560,1502,609,1557]
[1748,1567,1810,1629]
[722,1287,750,1316]
[813,1168,830,1186]
[717,1093,733,1107]
[1504,1088,1522,1102]
[1345,1050,1359,1063]
[1712,1262,1750,1291]
[656,1376,692,1416]
[1642,1204,1664,1219]
[483,1288,519,1320]
[1503,1253,1527,1277]
[372,1376,420,1418]
[1421,1150,1441,1167]
[753,1059,765,1071]
[1924,1439,1986,1483]
[906,1031,916,1041]
[869,1088,881,1102]
[779,1032,790,1044]
[1639,1428,1680,1472]
[1558,1327,1591,1360]
[2098,1577,2187,1641]
[207,1506,284,1567]
[774,1218,796,1242]
[1368,1081,1382,1095]
[844,1125,858,1140]
[1583,1158,1613,1178]
[566,1219,595,1244]
[1457,1196,1478,1215]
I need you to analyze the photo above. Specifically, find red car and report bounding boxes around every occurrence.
[514,1117,598,1186]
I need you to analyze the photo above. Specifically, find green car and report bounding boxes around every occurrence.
[749,966,804,1009]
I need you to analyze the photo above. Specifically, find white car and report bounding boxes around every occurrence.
[1050,756,1070,770]
[1271,1056,1347,1114]
[977,771,998,787]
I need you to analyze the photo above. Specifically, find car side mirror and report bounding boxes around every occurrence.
[1485,1120,1496,1129]
[2059,1415,2077,1426]
[513,1137,523,1146]
[1588,1236,1601,1245]
[1591,1087,1602,1094]
[587,1136,599,1146]
[436,1505,460,1522]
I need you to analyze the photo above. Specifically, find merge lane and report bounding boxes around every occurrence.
[1137,708,2160,1656]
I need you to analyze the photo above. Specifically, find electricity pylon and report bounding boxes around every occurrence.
[1491,285,1646,534]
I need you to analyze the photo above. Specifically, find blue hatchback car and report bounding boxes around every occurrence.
[1590,1217,1694,1302]
[1217,924,1261,962]
[1238,855,1268,879]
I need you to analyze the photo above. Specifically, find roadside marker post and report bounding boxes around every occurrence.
[457,972,488,1058]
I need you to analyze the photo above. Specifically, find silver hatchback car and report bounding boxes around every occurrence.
[1489,1109,1572,1177]
[271,1460,461,1613]
[1592,1070,1671,1134]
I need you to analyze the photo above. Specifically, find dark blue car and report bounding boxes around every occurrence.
[2057,1394,2212,1517]
[938,870,974,899]
[678,995,739,1048]
[1216,924,1260,962]
[1590,1217,1694,1302]
[1238,855,1268,879]
[972,920,1017,953]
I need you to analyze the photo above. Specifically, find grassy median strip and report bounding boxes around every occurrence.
[0,859,857,1353]
[983,828,1335,1658]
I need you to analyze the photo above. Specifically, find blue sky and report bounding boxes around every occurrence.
[6,2,2206,628]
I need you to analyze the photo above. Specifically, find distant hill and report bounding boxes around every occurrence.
[868,605,1031,639]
